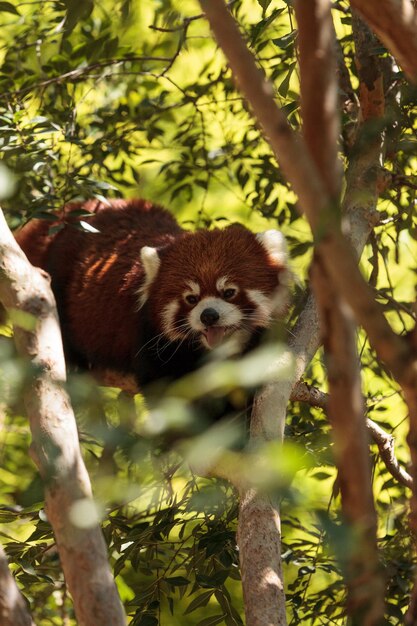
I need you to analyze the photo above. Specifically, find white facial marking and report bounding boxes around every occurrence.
[246,289,273,326]
[271,271,291,316]
[137,246,161,309]
[161,300,181,339]
[189,296,242,332]
[216,276,239,298]
[185,280,200,295]
[183,281,200,303]
[216,276,229,291]
[256,230,288,266]
[247,277,290,324]
[187,296,242,349]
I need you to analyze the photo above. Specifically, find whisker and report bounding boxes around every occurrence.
[134,330,167,358]
[135,316,194,359]
[135,303,276,364]
[155,328,196,364]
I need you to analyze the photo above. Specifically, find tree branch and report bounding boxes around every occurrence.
[197,1,404,622]
[296,3,384,621]
[350,0,417,82]
[291,382,413,489]
[0,210,126,626]
[313,261,385,623]
[3,56,173,99]
[295,0,341,199]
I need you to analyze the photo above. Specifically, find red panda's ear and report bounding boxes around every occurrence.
[141,246,161,281]
[256,230,288,267]
[138,246,161,308]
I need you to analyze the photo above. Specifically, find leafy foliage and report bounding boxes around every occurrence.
[0,0,416,624]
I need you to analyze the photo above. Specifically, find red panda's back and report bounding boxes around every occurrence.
[15,199,185,371]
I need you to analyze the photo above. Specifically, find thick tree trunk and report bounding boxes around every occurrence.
[237,490,286,626]
[198,1,403,623]
[0,209,126,626]
[297,3,385,622]
[312,259,385,625]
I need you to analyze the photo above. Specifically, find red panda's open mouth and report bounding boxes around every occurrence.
[202,326,227,349]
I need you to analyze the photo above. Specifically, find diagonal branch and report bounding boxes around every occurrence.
[311,260,385,624]
[292,381,413,490]
[0,209,126,626]
[296,2,385,622]
[82,371,414,491]
[198,0,417,621]
[350,0,417,81]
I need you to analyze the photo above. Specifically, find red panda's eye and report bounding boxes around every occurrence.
[223,288,237,300]
[185,294,199,305]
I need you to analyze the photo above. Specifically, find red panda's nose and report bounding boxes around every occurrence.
[200,307,220,327]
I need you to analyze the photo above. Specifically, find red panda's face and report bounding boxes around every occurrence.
[139,226,289,353]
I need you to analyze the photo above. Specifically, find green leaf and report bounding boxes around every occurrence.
[63,0,94,33]
[8,309,36,332]
[197,616,226,626]
[272,29,297,49]
[185,591,214,615]
[164,576,190,586]
[256,0,272,12]
[0,2,20,15]
[278,62,296,98]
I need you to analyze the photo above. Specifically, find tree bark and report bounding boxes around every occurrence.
[197,1,393,623]
[295,0,341,199]
[291,382,413,489]
[312,260,385,625]
[237,490,286,626]
[350,0,417,82]
[296,3,385,622]
[0,209,126,626]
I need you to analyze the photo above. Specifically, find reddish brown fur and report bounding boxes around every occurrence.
[148,227,281,334]
[15,199,286,387]
[15,199,183,370]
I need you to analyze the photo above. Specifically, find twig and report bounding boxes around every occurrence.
[291,381,413,489]
[3,56,173,99]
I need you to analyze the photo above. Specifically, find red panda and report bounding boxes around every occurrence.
[15,198,289,399]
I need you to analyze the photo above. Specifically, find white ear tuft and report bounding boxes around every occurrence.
[137,246,161,309]
[256,229,288,266]
[141,246,161,282]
